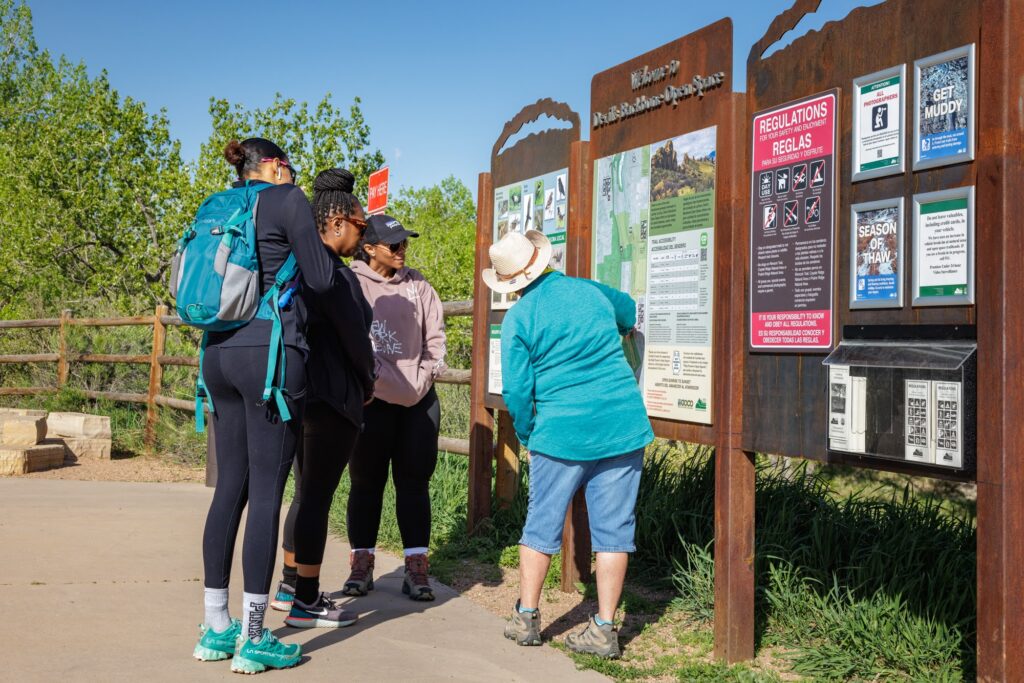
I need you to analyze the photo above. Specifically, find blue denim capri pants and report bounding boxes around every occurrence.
[519,448,644,555]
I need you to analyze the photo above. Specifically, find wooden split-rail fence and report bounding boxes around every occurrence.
[0,301,475,455]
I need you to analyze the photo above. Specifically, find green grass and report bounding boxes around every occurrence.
[665,452,976,682]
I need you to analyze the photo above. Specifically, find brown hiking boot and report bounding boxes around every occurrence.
[402,553,435,601]
[503,601,542,646]
[565,616,620,659]
[341,550,375,596]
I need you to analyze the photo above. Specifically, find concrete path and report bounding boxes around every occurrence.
[0,478,606,682]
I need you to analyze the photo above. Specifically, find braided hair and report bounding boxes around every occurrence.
[223,137,288,179]
[312,168,359,231]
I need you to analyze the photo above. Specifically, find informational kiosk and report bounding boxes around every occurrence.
[741,0,1024,678]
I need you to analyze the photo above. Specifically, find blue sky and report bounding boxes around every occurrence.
[29,0,878,196]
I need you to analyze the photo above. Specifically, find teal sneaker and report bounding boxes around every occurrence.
[270,582,295,612]
[193,618,241,661]
[230,629,302,674]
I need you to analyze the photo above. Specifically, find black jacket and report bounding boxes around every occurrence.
[305,254,375,426]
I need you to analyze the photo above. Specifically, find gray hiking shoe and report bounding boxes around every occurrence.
[342,550,375,596]
[565,616,620,658]
[402,554,435,601]
[285,592,358,629]
[503,601,542,646]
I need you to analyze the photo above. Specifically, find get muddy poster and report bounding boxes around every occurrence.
[749,90,837,351]
[914,44,975,169]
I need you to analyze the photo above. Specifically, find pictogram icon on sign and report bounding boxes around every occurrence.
[783,200,799,227]
[792,163,807,191]
[759,171,773,198]
[810,159,825,187]
[775,168,790,194]
[763,204,777,229]
[805,196,821,224]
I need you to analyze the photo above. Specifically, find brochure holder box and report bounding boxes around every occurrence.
[821,325,976,478]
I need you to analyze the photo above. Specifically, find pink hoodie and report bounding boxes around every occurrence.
[350,260,447,407]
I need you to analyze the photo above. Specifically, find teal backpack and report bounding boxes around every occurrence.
[170,181,298,431]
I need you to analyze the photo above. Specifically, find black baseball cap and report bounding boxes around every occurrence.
[364,214,419,245]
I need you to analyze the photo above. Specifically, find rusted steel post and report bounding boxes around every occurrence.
[975,1,1024,679]
[494,411,519,508]
[560,139,594,592]
[714,92,754,663]
[468,172,495,533]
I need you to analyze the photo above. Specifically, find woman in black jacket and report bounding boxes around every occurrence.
[195,138,337,673]
[270,168,375,628]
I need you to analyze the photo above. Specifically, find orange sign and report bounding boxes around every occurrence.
[367,167,389,214]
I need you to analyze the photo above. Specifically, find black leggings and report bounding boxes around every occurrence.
[282,401,360,565]
[347,388,440,550]
[202,344,306,594]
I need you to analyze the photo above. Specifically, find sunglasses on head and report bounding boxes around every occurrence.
[261,157,298,183]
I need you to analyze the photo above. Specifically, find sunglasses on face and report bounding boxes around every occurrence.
[344,216,368,234]
[380,240,408,253]
[261,157,298,183]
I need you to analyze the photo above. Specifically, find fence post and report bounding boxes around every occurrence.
[144,305,167,452]
[56,309,71,388]
[495,411,519,508]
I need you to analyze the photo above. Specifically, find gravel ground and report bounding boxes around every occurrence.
[21,453,205,483]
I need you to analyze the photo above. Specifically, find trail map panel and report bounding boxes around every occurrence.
[592,126,717,423]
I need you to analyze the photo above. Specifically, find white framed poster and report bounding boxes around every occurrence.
[913,44,975,171]
[852,64,905,182]
[912,186,974,306]
[850,197,904,309]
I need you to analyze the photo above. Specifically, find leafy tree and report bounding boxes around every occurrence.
[192,93,385,204]
[0,1,386,317]
[388,175,477,301]
[0,0,189,315]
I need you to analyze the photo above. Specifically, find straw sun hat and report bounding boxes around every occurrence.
[482,230,553,294]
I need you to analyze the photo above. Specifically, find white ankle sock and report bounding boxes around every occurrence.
[204,587,230,632]
[352,548,375,555]
[403,547,429,557]
[242,592,269,643]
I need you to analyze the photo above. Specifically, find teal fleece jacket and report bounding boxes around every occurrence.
[500,271,654,461]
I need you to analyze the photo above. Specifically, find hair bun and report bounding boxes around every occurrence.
[223,140,246,166]
[313,168,355,194]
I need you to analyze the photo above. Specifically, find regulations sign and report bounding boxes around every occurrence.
[750,90,837,351]
[367,167,389,215]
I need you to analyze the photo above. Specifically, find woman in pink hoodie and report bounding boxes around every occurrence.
[343,214,447,601]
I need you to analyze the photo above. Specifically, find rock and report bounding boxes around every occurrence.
[46,412,112,439]
[0,443,66,476]
[0,407,48,419]
[62,436,112,460]
[0,416,47,446]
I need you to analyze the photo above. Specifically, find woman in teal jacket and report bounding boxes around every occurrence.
[482,229,653,660]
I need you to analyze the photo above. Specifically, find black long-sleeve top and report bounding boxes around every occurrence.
[305,256,375,425]
[207,180,334,353]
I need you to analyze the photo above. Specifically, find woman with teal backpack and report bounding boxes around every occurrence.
[190,138,336,674]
